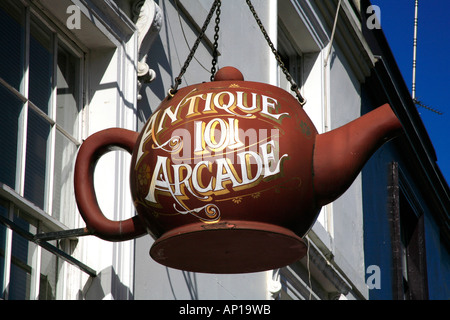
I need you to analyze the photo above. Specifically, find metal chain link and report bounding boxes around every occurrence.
[210,1,221,81]
[245,0,307,106]
[168,0,221,97]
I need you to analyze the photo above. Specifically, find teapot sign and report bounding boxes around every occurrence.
[74,67,403,273]
[134,88,291,223]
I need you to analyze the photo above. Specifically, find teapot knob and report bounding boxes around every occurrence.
[214,66,244,81]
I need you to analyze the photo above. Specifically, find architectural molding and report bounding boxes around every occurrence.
[132,0,162,99]
[279,238,353,299]
[267,269,282,299]
[315,0,376,81]
[114,0,162,100]
[307,239,352,296]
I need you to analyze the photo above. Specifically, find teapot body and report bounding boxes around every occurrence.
[130,80,320,241]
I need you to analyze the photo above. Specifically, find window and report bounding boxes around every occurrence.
[388,162,428,300]
[0,0,84,299]
[277,23,302,96]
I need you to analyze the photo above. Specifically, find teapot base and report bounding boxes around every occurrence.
[149,220,307,274]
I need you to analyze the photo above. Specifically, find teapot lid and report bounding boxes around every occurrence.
[213,66,245,81]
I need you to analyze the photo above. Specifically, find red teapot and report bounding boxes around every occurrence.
[74,67,403,273]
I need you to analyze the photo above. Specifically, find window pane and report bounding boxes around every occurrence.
[0,1,25,91]
[29,16,53,115]
[39,245,58,300]
[24,108,50,210]
[57,43,81,137]
[0,83,23,189]
[52,131,77,225]
[9,214,37,300]
[0,199,8,298]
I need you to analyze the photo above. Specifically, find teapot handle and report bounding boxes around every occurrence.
[74,128,146,241]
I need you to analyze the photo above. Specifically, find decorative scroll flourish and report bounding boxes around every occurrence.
[152,136,183,153]
[173,203,221,222]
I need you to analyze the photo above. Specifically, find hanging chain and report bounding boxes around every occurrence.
[169,0,221,97]
[210,1,221,81]
[245,0,307,106]
[169,0,306,106]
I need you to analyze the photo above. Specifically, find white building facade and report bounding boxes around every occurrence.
[0,0,390,300]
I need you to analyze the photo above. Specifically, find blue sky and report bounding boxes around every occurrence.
[370,0,450,185]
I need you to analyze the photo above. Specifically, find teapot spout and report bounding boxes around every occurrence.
[313,103,403,207]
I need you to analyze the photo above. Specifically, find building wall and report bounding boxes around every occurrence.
[2,0,445,300]
[361,78,450,299]
[424,213,450,299]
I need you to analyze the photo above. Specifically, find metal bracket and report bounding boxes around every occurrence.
[33,227,93,242]
[0,215,96,277]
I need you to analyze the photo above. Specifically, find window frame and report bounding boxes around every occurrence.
[0,1,84,217]
[277,21,303,98]
[0,0,87,300]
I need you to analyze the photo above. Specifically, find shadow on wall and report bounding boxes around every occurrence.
[136,35,173,130]
[166,267,199,300]
[80,266,133,300]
